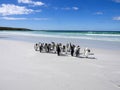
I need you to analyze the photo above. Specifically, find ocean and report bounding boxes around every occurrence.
[0,30,120,50]
[31,30,120,42]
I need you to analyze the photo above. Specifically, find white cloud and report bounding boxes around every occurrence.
[0,16,49,21]
[113,0,120,3]
[18,0,31,3]
[94,11,103,15]
[0,4,34,16]
[18,0,44,6]
[72,7,79,10]
[113,16,120,20]
[33,1,44,6]
[60,7,79,11]
[1,17,27,20]
[33,18,49,20]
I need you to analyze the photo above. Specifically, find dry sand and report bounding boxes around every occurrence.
[0,39,120,90]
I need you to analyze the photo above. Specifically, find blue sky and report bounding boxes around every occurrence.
[0,0,120,30]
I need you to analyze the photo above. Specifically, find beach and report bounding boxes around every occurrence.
[1,0,120,89]
[0,32,120,90]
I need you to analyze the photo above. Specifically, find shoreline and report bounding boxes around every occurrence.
[1,34,120,51]
[1,30,120,53]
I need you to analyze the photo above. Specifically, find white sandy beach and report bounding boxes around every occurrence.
[0,39,120,90]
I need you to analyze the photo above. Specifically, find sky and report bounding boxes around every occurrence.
[0,0,120,30]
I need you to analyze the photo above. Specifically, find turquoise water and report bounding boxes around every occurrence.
[0,30,120,50]
[31,30,120,42]
[0,30,120,42]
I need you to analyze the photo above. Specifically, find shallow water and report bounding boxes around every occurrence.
[0,30,120,51]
